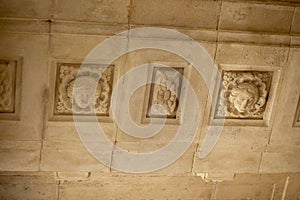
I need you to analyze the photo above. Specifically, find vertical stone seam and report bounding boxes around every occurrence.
[109,1,132,171]
[191,143,199,173]
[210,182,218,200]
[56,180,61,200]
[191,0,222,174]
[127,0,134,30]
[39,0,55,172]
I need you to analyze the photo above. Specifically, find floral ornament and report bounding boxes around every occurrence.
[216,71,272,119]
[149,68,182,117]
[0,63,12,112]
[55,64,113,115]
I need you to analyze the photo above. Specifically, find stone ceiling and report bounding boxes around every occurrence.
[0,0,300,199]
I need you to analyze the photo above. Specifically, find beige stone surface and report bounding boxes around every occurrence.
[0,19,49,34]
[216,43,289,66]
[0,172,57,200]
[131,0,220,29]
[218,31,291,46]
[291,7,300,34]
[59,175,214,200]
[215,173,289,199]
[0,32,49,140]
[1,0,300,199]
[268,48,300,146]
[112,142,198,174]
[219,2,294,33]
[0,0,50,19]
[40,140,111,172]
[0,140,40,171]
[260,152,300,173]
[51,0,130,24]
[193,147,262,173]
[51,21,128,36]
[291,35,300,47]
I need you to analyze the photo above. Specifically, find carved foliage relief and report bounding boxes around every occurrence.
[0,60,16,113]
[215,71,272,119]
[147,67,183,119]
[54,63,114,116]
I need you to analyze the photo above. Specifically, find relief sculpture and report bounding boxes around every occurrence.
[0,61,16,113]
[215,71,272,119]
[55,63,113,115]
[147,67,183,118]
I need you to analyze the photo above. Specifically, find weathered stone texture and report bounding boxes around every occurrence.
[0,0,300,199]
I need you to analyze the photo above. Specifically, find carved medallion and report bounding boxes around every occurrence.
[215,71,272,119]
[0,60,16,113]
[54,63,114,116]
[147,67,183,119]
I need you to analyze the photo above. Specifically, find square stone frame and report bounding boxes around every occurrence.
[0,57,22,121]
[48,59,119,122]
[209,64,282,127]
[293,95,300,127]
[141,61,191,125]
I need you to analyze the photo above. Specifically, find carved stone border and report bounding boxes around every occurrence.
[210,64,282,127]
[0,57,22,121]
[293,95,300,127]
[48,59,117,122]
[141,62,191,125]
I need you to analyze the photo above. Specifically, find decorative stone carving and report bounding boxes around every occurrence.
[294,95,300,127]
[0,60,16,113]
[147,67,183,118]
[215,71,272,119]
[54,63,114,116]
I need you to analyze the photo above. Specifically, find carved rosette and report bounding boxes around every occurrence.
[215,71,272,119]
[55,64,113,115]
[0,61,15,113]
[147,67,182,118]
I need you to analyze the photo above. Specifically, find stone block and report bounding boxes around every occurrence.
[112,142,197,174]
[0,19,49,34]
[216,43,289,67]
[0,147,40,171]
[193,146,262,173]
[40,141,111,172]
[0,141,40,171]
[131,0,220,29]
[291,7,300,35]
[269,48,300,146]
[51,0,130,24]
[260,152,300,173]
[0,33,49,140]
[0,0,50,19]
[215,173,289,200]
[219,2,294,33]
[59,175,213,200]
[51,21,128,36]
[0,172,57,200]
[218,31,290,46]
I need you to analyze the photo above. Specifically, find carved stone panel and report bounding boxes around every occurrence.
[147,67,183,119]
[0,60,17,113]
[54,63,114,116]
[293,95,300,127]
[215,71,272,119]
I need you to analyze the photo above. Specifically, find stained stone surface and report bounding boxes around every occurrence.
[0,0,300,199]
